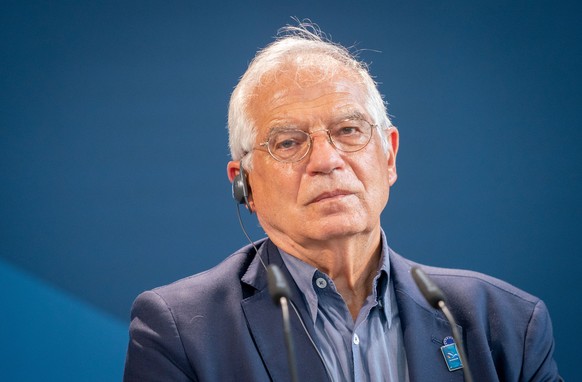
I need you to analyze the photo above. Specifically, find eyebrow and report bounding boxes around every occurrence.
[340,110,368,122]
[264,110,370,137]
[265,125,303,138]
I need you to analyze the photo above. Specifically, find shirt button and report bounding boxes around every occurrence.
[316,278,327,289]
[353,334,360,345]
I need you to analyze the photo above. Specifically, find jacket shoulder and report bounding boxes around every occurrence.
[422,264,541,318]
[392,250,540,309]
[142,242,260,310]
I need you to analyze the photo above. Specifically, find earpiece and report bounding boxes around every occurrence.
[232,164,252,212]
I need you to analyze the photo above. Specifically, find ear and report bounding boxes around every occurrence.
[227,160,240,182]
[386,127,399,186]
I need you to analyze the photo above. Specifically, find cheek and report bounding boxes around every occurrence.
[250,167,300,208]
[367,176,390,203]
[357,159,391,204]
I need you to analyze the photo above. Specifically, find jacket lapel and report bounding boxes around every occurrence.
[240,240,329,382]
[391,250,466,382]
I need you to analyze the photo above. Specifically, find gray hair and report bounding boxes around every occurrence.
[228,22,393,169]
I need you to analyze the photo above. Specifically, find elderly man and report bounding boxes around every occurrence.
[124,24,561,381]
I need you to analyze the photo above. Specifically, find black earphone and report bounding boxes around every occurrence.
[232,164,252,212]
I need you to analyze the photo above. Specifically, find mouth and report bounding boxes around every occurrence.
[310,190,353,204]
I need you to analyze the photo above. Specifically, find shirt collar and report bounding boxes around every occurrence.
[279,229,392,325]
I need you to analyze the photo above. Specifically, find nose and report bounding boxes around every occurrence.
[305,129,344,174]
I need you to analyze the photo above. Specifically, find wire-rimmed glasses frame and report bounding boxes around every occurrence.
[256,119,378,163]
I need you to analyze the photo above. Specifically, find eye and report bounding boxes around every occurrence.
[336,125,361,136]
[270,130,308,152]
[275,138,300,150]
[333,122,365,138]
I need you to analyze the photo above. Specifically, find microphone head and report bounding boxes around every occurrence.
[267,264,292,305]
[411,266,446,308]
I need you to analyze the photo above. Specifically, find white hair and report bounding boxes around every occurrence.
[228,22,393,169]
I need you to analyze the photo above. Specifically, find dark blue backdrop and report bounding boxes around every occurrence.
[1,1,580,380]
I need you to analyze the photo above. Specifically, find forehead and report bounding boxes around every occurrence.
[248,66,369,130]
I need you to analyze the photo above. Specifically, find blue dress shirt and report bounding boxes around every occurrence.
[280,233,410,381]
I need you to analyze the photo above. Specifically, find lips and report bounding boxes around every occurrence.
[309,189,353,204]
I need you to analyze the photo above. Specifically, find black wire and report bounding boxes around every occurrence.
[234,201,332,381]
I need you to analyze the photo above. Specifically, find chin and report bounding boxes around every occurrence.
[307,218,370,241]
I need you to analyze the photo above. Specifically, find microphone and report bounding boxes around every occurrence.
[411,266,446,308]
[267,264,299,382]
[267,264,292,303]
[411,267,474,382]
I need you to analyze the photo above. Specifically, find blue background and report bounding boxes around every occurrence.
[1,1,580,380]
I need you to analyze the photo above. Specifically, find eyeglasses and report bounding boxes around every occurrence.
[256,119,377,163]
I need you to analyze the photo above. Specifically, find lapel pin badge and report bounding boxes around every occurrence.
[441,336,463,372]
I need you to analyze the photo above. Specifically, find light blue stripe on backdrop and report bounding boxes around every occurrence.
[0,259,128,381]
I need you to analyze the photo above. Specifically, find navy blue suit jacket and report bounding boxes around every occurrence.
[123,239,561,381]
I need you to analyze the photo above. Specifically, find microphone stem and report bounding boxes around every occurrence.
[280,297,299,382]
[438,301,473,382]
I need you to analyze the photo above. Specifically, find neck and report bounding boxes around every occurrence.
[271,228,383,320]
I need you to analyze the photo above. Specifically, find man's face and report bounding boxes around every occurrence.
[228,68,398,247]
